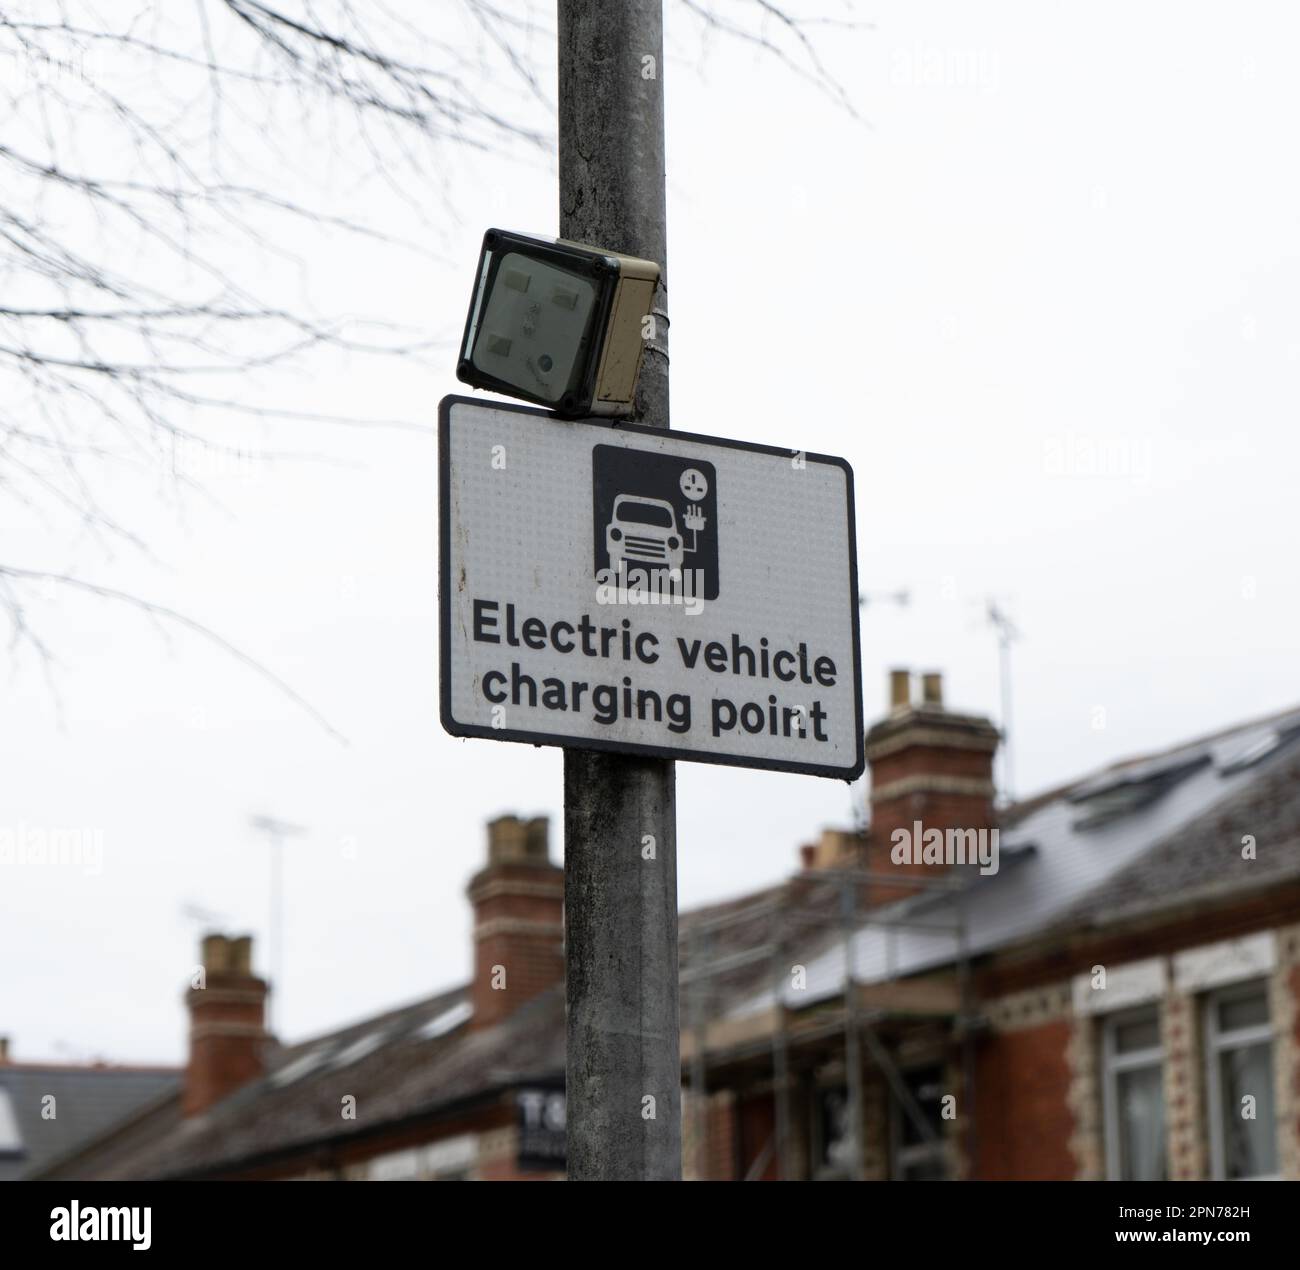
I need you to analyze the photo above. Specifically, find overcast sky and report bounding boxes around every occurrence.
[3,1,1298,1065]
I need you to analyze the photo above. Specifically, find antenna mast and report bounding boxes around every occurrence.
[985,600,1020,805]
[249,814,307,1036]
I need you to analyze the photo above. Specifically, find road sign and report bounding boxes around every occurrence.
[516,1086,567,1171]
[439,395,864,780]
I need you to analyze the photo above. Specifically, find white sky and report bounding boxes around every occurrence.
[3,1,1298,1064]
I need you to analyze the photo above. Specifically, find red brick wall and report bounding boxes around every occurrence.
[467,861,564,1030]
[184,980,269,1117]
[705,1093,738,1181]
[863,706,999,905]
[972,1020,1075,1179]
[1290,964,1300,1166]
[871,744,999,792]
[736,1093,778,1181]
[472,931,564,1019]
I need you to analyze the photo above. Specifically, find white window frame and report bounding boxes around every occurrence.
[1203,980,1278,1181]
[1102,1006,1166,1181]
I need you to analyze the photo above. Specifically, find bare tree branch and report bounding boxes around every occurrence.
[0,565,348,742]
[0,0,859,730]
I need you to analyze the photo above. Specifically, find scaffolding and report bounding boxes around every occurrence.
[681,863,979,1181]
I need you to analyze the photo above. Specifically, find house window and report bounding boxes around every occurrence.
[890,1065,948,1181]
[365,1148,420,1181]
[1204,983,1277,1179]
[811,1086,854,1180]
[1103,1009,1166,1180]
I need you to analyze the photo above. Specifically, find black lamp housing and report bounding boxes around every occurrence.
[456,228,660,418]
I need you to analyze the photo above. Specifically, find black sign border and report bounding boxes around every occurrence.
[439,394,865,781]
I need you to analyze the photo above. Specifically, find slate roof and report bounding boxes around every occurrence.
[0,1063,179,1180]
[735,705,1300,1016]
[1061,732,1300,929]
[43,984,566,1179]
[679,875,850,1023]
[38,702,1300,1178]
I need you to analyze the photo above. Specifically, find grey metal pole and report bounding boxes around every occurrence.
[999,631,1015,801]
[687,924,709,1178]
[772,937,792,1180]
[251,814,306,1036]
[841,876,865,1181]
[269,833,281,1035]
[558,0,680,1180]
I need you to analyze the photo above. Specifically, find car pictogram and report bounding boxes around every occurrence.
[606,494,685,575]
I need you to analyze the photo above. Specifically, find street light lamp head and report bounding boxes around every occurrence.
[456,228,660,418]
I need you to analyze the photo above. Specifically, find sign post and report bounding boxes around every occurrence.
[439,392,862,1181]
[556,0,681,1181]
[437,0,862,1180]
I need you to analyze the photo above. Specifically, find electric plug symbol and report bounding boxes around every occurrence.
[683,503,706,552]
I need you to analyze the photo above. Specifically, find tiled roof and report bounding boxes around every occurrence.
[0,1063,179,1180]
[1060,736,1300,929]
[41,702,1300,1177]
[53,984,568,1179]
[735,705,1300,1015]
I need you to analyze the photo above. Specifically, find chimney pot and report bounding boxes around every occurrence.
[889,668,911,710]
[200,933,227,973]
[921,672,943,707]
[229,935,252,976]
[0,1036,9,1064]
[199,933,255,978]
[486,814,551,866]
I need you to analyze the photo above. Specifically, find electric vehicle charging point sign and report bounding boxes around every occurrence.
[439,395,864,780]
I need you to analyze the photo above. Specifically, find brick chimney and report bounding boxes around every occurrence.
[792,826,872,909]
[467,816,564,1031]
[798,827,864,872]
[864,669,999,902]
[183,934,269,1117]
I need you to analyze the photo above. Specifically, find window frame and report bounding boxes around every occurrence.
[1203,980,1277,1181]
[889,1063,949,1182]
[809,1083,852,1181]
[1101,1005,1166,1181]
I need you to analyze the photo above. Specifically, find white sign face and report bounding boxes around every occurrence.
[439,396,863,779]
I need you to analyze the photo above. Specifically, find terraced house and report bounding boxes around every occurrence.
[26,673,1300,1181]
